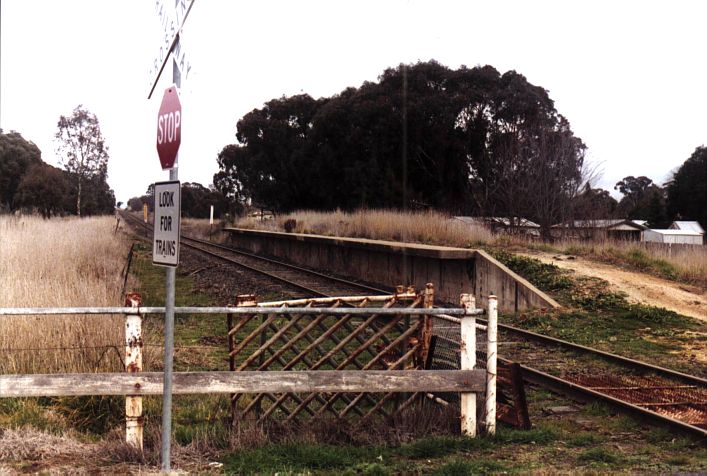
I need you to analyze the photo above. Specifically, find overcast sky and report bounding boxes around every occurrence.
[2,0,706,204]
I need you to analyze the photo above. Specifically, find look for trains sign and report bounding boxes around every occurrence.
[153,181,181,267]
[156,86,182,169]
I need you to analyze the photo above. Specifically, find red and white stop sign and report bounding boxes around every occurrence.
[156,86,182,170]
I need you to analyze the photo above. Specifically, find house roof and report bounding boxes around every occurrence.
[646,229,703,236]
[670,221,705,234]
[554,219,646,230]
[454,216,540,228]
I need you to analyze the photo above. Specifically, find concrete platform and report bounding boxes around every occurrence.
[224,228,560,313]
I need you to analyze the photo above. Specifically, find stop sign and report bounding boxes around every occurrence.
[156,86,182,170]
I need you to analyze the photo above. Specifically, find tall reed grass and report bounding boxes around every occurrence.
[234,209,707,289]
[0,215,129,374]
[545,238,707,288]
[235,209,493,247]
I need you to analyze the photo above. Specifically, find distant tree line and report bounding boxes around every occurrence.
[577,145,707,231]
[214,61,589,239]
[127,182,233,219]
[213,60,706,234]
[0,108,115,219]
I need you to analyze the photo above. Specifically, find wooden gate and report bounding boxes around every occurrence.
[226,285,436,423]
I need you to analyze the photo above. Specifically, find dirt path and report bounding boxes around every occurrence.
[518,251,707,322]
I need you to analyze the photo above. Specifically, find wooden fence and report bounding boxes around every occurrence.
[0,291,497,451]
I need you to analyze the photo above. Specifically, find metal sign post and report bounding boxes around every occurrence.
[149,2,194,471]
[154,83,182,475]
[161,167,177,473]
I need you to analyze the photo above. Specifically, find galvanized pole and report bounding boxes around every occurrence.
[160,53,181,475]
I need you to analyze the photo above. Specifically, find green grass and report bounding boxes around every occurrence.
[432,458,508,475]
[222,442,380,473]
[577,447,620,465]
[623,249,679,280]
[566,432,604,447]
[127,242,234,448]
[491,250,572,292]
[492,251,704,372]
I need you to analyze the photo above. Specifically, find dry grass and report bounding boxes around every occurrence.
[542,238,707,288]
[233,209,707,289]
[181,217,223,241]
[0,215,129,374]
[235,209,493,247]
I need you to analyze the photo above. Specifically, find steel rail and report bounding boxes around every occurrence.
[121,211,707,436]
[484,319,707,387]
[122,211,385,298]
[502,357,707,438]
[124,211,702,383]
[182,235,391,295]
[179,240,335,297]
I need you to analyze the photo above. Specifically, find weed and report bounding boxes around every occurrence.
[646,427,676,443]
[664,455,690,466]
[400,436,489,459]
[578,447,620,464]
[51,396,123,434]
[566,432,604,447]
[491,250,572,291]
[583,402,612,417]
[433,458,507,475]
[493,425,558,445]
[222,442,376,473]
[343,462,392,476]
[611,415,641,432]
[0,399,57,433]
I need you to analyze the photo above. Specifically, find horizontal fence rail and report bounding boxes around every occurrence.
[0,292,498,448]
[0,370,485,397]
[0,307,481,316]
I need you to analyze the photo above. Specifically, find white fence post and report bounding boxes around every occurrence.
[485,294,498,435]
[460,293,477,436]
[124,293,143,451]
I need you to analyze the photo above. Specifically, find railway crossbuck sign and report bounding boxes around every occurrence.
[156,86,182,170]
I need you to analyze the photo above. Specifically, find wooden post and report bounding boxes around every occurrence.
[485,294,498,435]
[124,293,143,451]
[460,293,476,436]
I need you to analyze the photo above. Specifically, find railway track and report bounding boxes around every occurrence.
[120,211,707,438]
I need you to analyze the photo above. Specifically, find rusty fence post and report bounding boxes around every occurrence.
[460,293,477,437]
[124,293,143,451]
[485,294,498,435]
[421,283,435,366]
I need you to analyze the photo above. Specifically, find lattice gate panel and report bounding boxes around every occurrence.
[226,285,435,423]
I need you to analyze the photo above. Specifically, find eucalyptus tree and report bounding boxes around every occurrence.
[55,105,110,216]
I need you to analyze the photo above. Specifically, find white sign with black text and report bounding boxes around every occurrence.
[153,181,181,267]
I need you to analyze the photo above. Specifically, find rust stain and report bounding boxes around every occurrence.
[124,292,143,307]
[126,336,143,348]
[565,372,707,429]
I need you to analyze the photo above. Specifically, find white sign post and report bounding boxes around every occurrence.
[152,181,181,267]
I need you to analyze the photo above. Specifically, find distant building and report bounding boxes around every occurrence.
[643,229,703,245]
[664,221,705,245]
[454,216,541,237]
[552,219,647,241]
[669,221,705,234]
